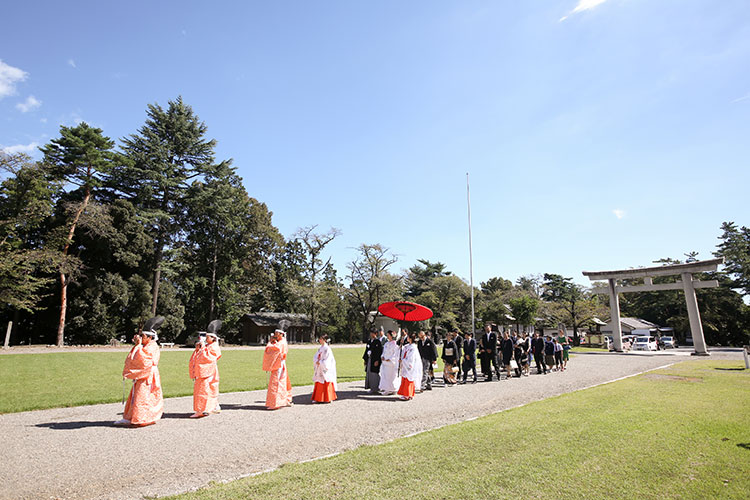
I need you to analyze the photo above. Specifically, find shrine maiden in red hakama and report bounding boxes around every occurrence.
[312,335,337,403]
[397,332,422,401]
[189,332,222,417]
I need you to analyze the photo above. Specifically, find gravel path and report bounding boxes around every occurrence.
[0,349,741,500]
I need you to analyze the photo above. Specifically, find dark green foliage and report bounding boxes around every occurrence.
[178,160,282,343]
[620,256,750,347]
[0,153,60,312]
[715,221,750,296]
[508,295,540,328]
[119,96,220,316]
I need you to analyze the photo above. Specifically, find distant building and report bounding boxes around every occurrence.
[601,317,660,336]
[240,312,326,345]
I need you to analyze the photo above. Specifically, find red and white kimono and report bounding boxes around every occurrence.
[189,341,222,414]
[262,339,291,409]
[397,342,422,400]
[122,341,163,425]
[312,343,337,403]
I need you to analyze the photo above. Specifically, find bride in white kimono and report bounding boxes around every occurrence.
[378,330,400,395]
[312,334,337,403]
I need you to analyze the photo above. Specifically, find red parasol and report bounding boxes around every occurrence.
[378,301,433,322]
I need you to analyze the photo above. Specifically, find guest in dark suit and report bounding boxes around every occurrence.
[531,332,547,375]
[461,332,477,383]
[417,331,437,391]
[363,329,383,393]
[479,324,501,381]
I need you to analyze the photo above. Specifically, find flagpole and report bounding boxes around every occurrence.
[466,173,475,337]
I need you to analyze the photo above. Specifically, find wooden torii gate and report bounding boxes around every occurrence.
[582,258,724,355]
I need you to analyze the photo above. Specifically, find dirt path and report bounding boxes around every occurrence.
[0,350,740,500]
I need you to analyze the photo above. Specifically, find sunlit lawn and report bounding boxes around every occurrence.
[171,360,750,500]
[0,346,366,413]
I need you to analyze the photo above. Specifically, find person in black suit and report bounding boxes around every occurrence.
[531,331,547,375]
[461,331,477,383]
[417,330,437,390]
[479,324,501,381]
[363,329,383,393]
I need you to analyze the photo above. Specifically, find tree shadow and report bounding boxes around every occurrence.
[737,443,750,451]
[35,420,116,430]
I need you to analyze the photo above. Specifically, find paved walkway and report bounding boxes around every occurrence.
[0,349,741,500]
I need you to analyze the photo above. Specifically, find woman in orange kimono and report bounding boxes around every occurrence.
[262,329,291,410]
[189,331,222,418]
[115,329,163,426]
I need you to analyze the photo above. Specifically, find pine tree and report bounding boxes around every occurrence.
[40,123,123,346]
[119,97,218,317]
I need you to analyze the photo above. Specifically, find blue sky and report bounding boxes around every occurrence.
[1,0,748,287]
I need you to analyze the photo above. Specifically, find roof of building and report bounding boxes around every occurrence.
[602,317,660,330]
[241,312,326,328]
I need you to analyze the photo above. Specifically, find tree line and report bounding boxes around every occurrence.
[1,97,748,346]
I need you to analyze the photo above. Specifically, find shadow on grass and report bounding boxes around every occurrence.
[714,367,746,371]
[35,420,115,430]
[737,443,750,451]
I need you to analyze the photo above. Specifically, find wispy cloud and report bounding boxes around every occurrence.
[613,208,626,220]
[67,59,77,68]
[560,0,609,22]
[15,95,42,112]
[1,142,39,154]
[731,93,750,103]
[0,60,28,99]
[40,117,48,123]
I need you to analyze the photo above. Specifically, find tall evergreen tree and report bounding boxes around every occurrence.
[40,123,123,346]
[119,96,218,316]
[179,161,282,340]
[715,221,750,296]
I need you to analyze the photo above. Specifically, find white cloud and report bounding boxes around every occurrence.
[67,59,76,68]
[613,209,626,220]
[40,117,47,123]
[560,0,609,22]
[15,95,42,113]
[0,60,28,99]
[1,142,39,154]
[731,93,750,103]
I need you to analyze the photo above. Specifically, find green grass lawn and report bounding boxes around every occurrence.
[0,346,366,413]
[171,360,750,500]
[570,346,608,353]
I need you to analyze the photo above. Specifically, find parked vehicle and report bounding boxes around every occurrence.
[660,336,677,349]
[632,336,658,351]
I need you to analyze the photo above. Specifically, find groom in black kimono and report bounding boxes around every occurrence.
[363,329,383,394]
